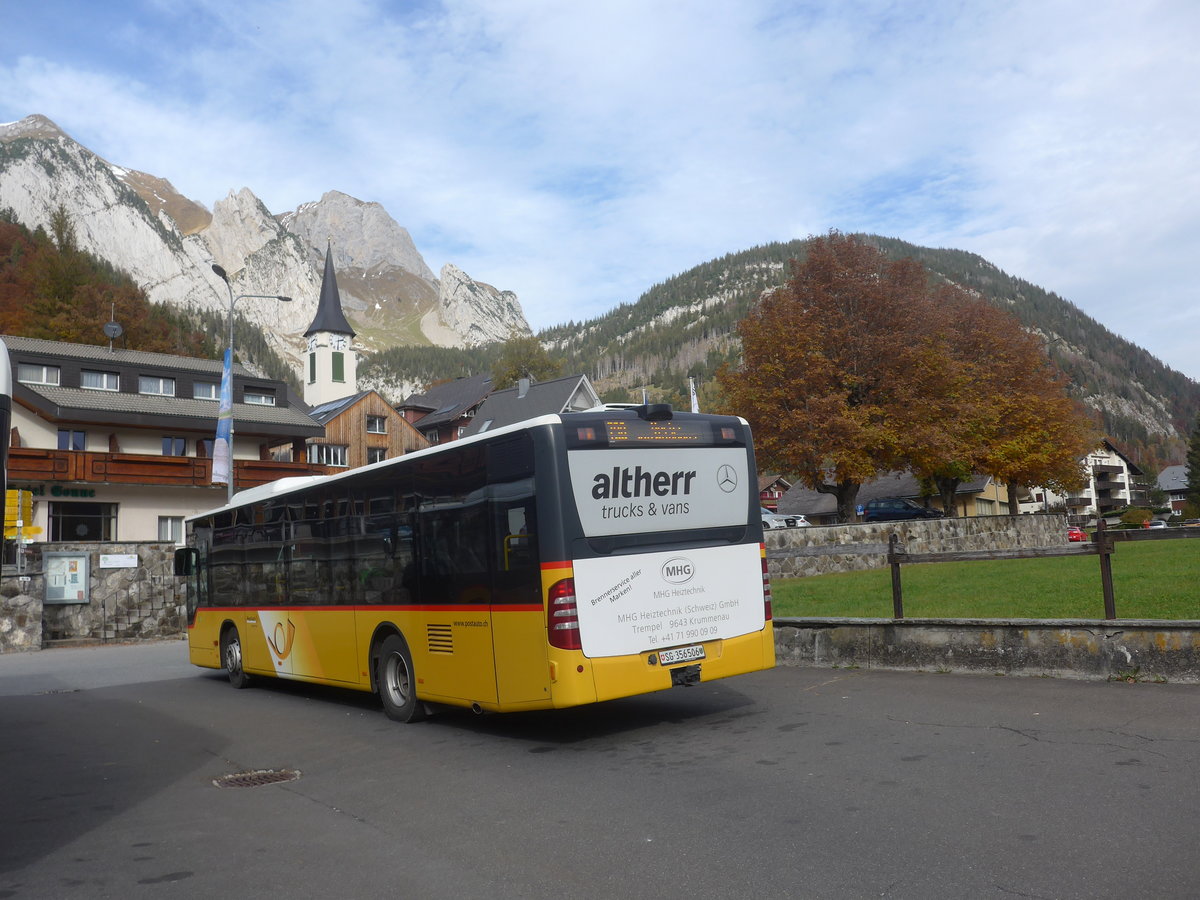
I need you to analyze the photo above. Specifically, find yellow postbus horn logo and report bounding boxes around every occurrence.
[267,620,296,660]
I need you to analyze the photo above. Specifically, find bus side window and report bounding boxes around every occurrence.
[500,503,536,571]
[329,492,360,605]
[211,512,243,604]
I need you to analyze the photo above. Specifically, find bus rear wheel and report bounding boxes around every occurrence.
[220,626,251,689]
[377,634,425,723]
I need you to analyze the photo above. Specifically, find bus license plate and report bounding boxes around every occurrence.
[659,645,705,665]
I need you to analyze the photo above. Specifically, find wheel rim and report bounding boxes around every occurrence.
[225,635,242,675]
[383,651,411,707]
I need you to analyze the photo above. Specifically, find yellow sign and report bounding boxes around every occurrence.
[4,489,41,538]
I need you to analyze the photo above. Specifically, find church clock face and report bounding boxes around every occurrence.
[332,336,348,351]
[308,336,318,352]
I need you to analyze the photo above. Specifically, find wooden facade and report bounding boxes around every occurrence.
[307,391,428,470]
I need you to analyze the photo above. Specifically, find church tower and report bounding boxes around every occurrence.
[303,244,357,406]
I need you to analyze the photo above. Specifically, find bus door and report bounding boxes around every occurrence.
[242,504,294,677]
[279,493,360,685]
[490,479,549,706]
[413,464,498,706]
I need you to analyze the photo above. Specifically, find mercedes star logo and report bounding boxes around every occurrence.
[717,464,738,493]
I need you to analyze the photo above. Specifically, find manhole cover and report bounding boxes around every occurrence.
[213,769,301,789]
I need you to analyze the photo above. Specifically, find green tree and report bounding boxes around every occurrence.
[492,332,564,390]
[1120,507,1153,527]
[1187,414,1200,509]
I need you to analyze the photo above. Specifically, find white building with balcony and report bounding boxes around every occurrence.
[1019,439,1143,523]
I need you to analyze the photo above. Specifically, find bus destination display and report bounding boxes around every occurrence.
[603,419,708,444]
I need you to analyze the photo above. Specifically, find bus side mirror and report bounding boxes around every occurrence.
[174,547,198,576]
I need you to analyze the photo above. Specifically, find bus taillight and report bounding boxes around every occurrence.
[547,578,582,650]
[761,556,773,621]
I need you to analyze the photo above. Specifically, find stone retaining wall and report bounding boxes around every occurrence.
[0,542,184,653]
[774,618,1200,683]
[0,583,42,652]
[766,514,1070,580]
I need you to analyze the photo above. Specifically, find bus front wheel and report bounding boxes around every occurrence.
[220,626,251,689]
[377,634,426,723]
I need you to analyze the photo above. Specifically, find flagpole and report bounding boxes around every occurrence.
[210,265,292,504]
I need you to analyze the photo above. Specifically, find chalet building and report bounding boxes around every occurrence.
[397,373,494,444]
[305,389,427,469]
[1020,440,1144,522]
[460,374,600,436]
[3,334,322,542]
[759,474,792,511]
[1158,465,1189,515]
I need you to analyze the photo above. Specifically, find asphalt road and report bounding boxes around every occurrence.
[1,641,1197,899]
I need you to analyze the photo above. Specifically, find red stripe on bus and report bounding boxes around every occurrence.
[540,560,572,570]
[194,604,543,613]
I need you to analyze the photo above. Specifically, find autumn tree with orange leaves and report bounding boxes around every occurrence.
[911,285,1098,514]
[718,231,1097,521]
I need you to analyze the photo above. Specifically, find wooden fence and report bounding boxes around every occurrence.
[886,520,1200,619]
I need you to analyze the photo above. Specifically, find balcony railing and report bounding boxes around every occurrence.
[8,448,323,492]
[1092,464,1122,475]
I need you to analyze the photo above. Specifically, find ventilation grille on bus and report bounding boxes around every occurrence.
[427,623,453,654]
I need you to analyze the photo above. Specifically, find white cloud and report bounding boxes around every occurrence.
[1,0,1198,379]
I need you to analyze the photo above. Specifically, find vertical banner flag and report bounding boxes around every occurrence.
[689,376,700,413]
[212,348,233,485]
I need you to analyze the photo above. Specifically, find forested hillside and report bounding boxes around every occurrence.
[867,237,1200,468]
[531,235,1200,468]
[0,209,298,387]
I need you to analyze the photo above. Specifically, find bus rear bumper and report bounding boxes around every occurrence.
[553,626,775,708]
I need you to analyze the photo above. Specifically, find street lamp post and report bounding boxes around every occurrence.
[211,264,292,503]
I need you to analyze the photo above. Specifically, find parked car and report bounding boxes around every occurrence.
[862,497,945,523]
[761,508,791,529]
[1181,519,1200,527]
[1067,526,1088,542]
[791,514,811,527]
[1144,519,1168,529]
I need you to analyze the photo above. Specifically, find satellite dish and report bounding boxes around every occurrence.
[103,321,124,339]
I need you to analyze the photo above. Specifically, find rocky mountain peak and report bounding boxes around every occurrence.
[205,188,289,276]
[0,112,533,364]
[280,190,436,283]
[0,114,68,142]
[428,263,531,347]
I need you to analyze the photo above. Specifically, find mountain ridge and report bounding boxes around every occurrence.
[3,115,1193,469]
[0,114,530,371]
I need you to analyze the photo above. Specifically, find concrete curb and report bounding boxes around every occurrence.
[774,617,1200,683]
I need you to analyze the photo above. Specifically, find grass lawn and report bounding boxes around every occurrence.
[771,538,1200,620]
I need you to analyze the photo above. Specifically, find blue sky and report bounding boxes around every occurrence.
[3,0,1199,379]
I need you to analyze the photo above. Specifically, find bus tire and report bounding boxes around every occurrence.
[220,626,251,689]
[377,634,425,723]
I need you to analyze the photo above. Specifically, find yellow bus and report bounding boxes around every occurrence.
[175,403,774,722]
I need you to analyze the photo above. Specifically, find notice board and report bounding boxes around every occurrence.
[44,552,90,605]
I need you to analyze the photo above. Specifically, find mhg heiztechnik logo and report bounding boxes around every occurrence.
[661,556,695,584]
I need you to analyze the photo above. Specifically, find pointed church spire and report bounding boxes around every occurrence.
[303,243,358,406]
[304,243,355,338]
